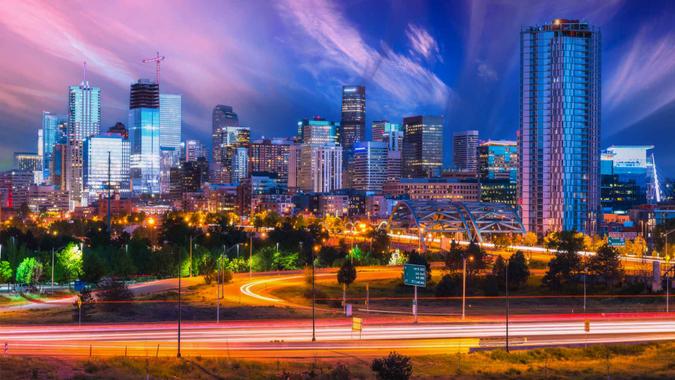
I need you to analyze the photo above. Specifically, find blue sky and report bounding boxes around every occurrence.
[1,0,674,174]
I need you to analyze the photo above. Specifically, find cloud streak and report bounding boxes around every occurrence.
[406,24,442,62]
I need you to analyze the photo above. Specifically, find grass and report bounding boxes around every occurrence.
[0,341,673,379]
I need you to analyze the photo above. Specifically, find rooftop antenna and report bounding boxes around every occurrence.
[82,61,88,88]
[142,51,166,84]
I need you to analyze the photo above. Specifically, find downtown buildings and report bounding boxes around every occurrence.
[402,115,444,178]
[128,79,161,195]
[518,19,601,236]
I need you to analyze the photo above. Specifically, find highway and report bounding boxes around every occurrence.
[1,319,674,358]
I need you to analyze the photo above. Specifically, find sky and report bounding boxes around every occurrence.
[1,0,674,174]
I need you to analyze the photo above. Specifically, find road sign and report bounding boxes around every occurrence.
[403,264,426,287]
[584,320,590,332]
[352,317,362,331]
[608,236,625,247]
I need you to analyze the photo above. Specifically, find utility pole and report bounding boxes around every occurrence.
[505,257,510,353]
[462,256,467,320]
[51,247,55,294]
[177,247,182,358]
[249,233,253,279]
[107,151,111,238]
[189,235,193,278]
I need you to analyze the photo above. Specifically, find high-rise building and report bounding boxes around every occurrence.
[129,79,161,194]
[519,19,600,235]
[478,140,518,182]
[211,105,249,184]
[402,115,444,178]
[249,138,291,187]
[83,135,130,202]
[159,94,182,152]
[14,152,42,173]
[299,117,339,145]
[182,139,207,162]
[181,157,210,193]
[42,112,67,182]
[298,144,343,193]
[340,85,365,149]
[453,130,479,172]
[0,170,34,209]
[478,140,518,205]
[351,141,388,192]
[372,120,404,151]
[66,80,101,206]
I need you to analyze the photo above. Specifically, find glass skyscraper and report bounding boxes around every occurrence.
[129,79,160,194]
[351,141,388,192]
[402,115,444,178]
[83,135,130,202]
[518,19,601,235]
[159,94,182,152]
[453,130,479,173]
[41,112,67,183]
[339,85,365,150]
[67,82,101,206]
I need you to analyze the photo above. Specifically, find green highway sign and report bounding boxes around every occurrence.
[403,263,426,287]
[608,236,625,247]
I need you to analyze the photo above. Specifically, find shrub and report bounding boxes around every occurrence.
[371,352,413,380]
[435,274,461,297]
[96,277,133,312]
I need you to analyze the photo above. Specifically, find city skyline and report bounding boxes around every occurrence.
[1,1,675,174]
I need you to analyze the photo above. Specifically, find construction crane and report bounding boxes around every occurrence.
[142,51,165,84]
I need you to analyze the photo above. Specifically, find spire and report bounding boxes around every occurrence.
[82,61,89,88]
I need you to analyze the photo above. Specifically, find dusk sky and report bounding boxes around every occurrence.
[1,0,674,173]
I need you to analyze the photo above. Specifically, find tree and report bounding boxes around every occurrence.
[444,240,464,272]
[492,256,507,290]
[0,261,12,284]
[507,251,530,290]
[15,257,43,286]
[542,231,583,290]
[367,228,390,262]
[371,352,413,380]
[588,245,623,289]
[82,251,106,283]
[337,260,357,307]
[435,274,461,297]
[523,232,538,247]
[464,241,488,277]
[55,243,83,283]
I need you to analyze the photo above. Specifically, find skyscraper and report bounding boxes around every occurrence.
[299,117,338,145]
[159,94,182,152]
[478,140,518,205]
[128,79,160,194]
[519,19,600,235]
[402,115,444,178]
[83,135,130,202]
[42,112,67,184]
[66,80,101,206]
[453,130,479,172]
[351,141,388,192]
[211,105,249,183]
[182,139,207,162]
[340,85,366,149]
[297,144,343,193]
[249,138,291,187]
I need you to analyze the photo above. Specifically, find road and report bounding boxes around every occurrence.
[1,318,674,358]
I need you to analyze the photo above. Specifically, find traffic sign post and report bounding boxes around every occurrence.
[403,264,426,323]
[352,317,363,339]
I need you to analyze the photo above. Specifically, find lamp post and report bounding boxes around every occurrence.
[462,255,474,320]
[177,245,182,358]
[312,244,320,342]
[663,229,675,312]
[249,232,253,279]
[505,256,510,353]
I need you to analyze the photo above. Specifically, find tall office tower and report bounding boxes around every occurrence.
[181,157,210,193]
[519,19,600,235]
[287,144,302,192]
[83,135,130,202]
[50,144,68,190]
[0,170,34,209]
[108,122,129,139]
[478,140,518,205]
[42,112,67,182]
[159,147,178,194]
[402,115,444,178]
[182,139,207,162]
[66,80,101,206]
[351,141,388,192]
[299,116,339,145]
[159,94,182,152]
[128,79,160,194]
[249,138,291,186]
[298,144,343,193]
[453,130,479,172]
[211,105,249,183]
[340,85,366,149]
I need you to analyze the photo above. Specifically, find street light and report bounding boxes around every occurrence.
[662,229,675,313]
[505,256,510,353]
[462,255,474,320]
[177,245,182,358]
[312,244,320,342]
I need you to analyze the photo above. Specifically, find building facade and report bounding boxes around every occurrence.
[83,135,130,202]
[42,112,67,183]
[249,138,291,186]
[402,115,444,178]
[453,130,479,173]
[383,178,480,202]
[351,141,388,192]
[297,144,343,193]
[182,139,207,162]
[159,94,182,152]
[339,85,366,152]
[518,19,601,235]
[129,79,160,194]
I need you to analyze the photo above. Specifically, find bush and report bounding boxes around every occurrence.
[435,274,461,297]
[371,352,413,380]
